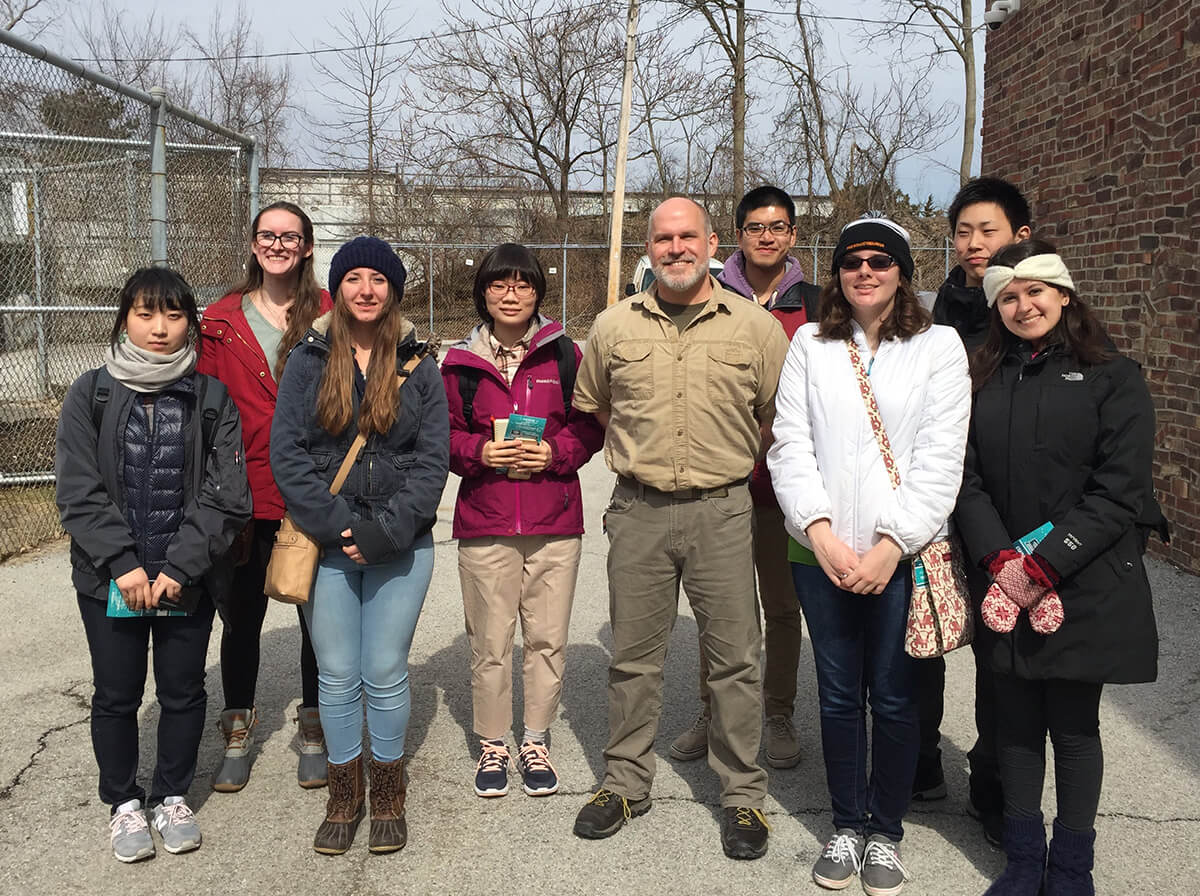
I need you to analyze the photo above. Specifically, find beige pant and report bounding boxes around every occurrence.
[696,503,803,718]
[458,534,582,740]
[601,479,767,808]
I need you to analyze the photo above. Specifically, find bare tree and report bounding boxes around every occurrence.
[765,1,952,226]
[667,0,754,203]
[310,0,415,232]
[185,3,293,165]
[3,0,55,35]
[415,0,624,237]
[72,0,185,98]
[631,43,728,199]
[874,0,979,185]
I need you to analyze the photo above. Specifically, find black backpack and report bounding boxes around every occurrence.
[458,337,577,432]
[90,367,225,454]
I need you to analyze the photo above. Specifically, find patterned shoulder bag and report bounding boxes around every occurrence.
[845,340,973,658]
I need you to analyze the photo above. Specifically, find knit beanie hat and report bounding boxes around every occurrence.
[329,236,407,298]
[831,214,914,281]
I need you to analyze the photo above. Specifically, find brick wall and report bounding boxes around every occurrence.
[980,0,1200,573]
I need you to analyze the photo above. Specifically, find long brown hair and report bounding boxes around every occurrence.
[316,282,409,437]
[815,274,931,342]
[969,239,1115,390]
[234,200,324,380]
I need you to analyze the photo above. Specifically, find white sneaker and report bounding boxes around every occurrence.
[151,796,201,854]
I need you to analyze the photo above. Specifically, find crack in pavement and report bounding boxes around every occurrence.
[0,681,90,801]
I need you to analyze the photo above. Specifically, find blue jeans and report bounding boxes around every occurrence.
[792,562,918,841]
[302,533,434,763]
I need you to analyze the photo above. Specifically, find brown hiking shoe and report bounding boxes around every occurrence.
[368,757,407,854]
[313,754,365,855]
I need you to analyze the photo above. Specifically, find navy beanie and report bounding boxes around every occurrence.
[328,236,407,298]
[831,215,914,281]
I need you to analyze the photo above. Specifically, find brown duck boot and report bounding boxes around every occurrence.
[368,756,408,854]
[295,707,328,789]
[313,754,365,855]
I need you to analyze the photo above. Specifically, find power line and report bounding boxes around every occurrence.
[64,1,947,67]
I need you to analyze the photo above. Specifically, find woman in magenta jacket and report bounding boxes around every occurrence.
[441,243,603,800]
[197,201,334,792]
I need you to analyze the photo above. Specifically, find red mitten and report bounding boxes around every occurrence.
[1028,589,1065,634]
[981,581,1021,633]
[994,557,1050,609]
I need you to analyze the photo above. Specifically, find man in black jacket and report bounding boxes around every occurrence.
[917,177,1032,847]
[932,177,1032,350]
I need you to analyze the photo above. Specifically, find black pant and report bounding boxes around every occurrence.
[914,649,1004,811]
[994,673,1104,831]
[220,519,319,709]
[78,592,215,810]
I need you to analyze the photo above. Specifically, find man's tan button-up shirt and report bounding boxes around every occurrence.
[573,278,790,492]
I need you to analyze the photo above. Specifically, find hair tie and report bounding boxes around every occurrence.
[983,254,1076,307]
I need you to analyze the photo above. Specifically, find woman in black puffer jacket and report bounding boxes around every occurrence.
[55,267,251,863]
[955,239,1167,896]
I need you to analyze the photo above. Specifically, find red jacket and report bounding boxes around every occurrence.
[197,290,333,519]
[441,318,603,540]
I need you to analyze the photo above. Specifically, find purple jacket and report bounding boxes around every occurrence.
[442,317,604,540]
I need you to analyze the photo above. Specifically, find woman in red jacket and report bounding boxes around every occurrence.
[197,201,333,792]
[441,243,603,799]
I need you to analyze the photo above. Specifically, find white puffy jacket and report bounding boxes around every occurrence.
[767,321,970,556]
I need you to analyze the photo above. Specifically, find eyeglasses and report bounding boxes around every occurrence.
[839,254,896,272]
[486,281,535,299]
[740,221,793,236]
[254,230,304,249]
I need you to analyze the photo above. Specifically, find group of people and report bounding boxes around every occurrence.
[54,178,1163,896]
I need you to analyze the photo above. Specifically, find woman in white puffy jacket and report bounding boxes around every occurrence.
[767,215,970,895]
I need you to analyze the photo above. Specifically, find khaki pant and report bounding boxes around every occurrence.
[696,503,803,719]
[458,534,582,740]
[601,479,767,808]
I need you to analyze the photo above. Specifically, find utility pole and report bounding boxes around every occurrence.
[606,0,640,306]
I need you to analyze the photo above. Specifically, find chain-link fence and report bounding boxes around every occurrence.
[0,30,255,558]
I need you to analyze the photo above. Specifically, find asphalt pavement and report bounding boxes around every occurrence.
[1,455,1197,896]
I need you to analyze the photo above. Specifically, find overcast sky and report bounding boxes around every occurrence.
[35,0,986,206]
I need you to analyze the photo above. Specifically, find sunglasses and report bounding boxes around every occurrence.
[839,254,896,272]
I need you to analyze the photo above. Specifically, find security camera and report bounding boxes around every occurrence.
[984,0,1020,30]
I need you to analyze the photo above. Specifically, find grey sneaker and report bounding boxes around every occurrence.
[109,799,155,863]
[668,712,709,761]
[151,796,202,854]
[861,834,910,896]
[812,828,863,890]
[765,714,802,769]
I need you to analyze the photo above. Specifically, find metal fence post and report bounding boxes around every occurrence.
[428,244,435,335]
[561,235,568,326]
[811,236,818,281]
[248,137,260,224]
[149,86,168,266]
[31,170,48,398]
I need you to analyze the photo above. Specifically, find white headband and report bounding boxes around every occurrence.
[983,254,1077,307]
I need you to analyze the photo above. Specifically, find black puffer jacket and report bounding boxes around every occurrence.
[122,391,187,580]
[55,371,252,618]
[954,342,1165,684]
[270,315,449,565]
[932,266,990,352]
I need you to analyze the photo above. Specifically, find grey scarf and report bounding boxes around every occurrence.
[104,339,197,393]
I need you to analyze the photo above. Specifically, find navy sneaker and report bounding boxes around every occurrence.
[516,740,559,796]
[473,739,510,797]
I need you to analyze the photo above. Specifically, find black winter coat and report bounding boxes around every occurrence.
[55,370,252,619]
[954,343,1164,683]
[933,266,990,352]
[270,315,450,565]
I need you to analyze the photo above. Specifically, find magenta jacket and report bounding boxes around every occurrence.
[442,317,604,540]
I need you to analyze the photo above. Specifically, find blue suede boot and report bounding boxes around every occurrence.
[983,813,1046,896]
